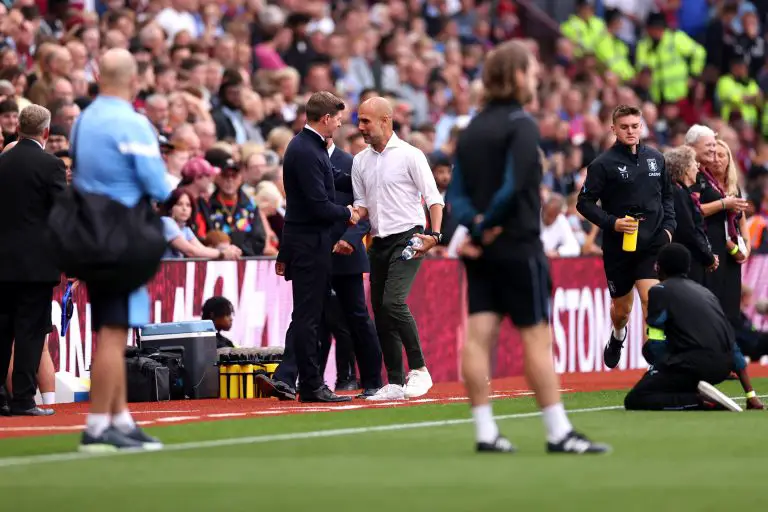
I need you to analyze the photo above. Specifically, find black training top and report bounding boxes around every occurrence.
[577,142,676,254]
[448,100,543,259]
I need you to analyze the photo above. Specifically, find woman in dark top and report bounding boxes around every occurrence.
[664,146,717,284]
[694,140,750,324]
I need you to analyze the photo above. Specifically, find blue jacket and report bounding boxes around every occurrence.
[282,127,352,230]
[72,95,172,327]
[330,146,370,275]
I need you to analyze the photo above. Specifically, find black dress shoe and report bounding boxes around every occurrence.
[299,385,353,403]
[335,380,360,392]
[255,374,296,401]
[0,403,9,417]
[11,406,55,416]
[356,388,380,399]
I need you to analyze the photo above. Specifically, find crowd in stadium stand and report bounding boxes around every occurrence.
[0,0,767,259]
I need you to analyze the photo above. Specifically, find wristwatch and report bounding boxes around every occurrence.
[429,231,443,243]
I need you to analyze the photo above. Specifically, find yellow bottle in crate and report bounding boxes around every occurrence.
[242,364,255,399]
[622,216,638,252]
[228,364,242,399]
[263,362,279,379]
[219,365,228,399]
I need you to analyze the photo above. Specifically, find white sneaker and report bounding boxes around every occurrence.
[404,368,433,398]
[697,381,743,412]
[365,384,406,401]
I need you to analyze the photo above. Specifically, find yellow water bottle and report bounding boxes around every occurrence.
[622,216,638,252]
[228,364,242,399]
[242,364,255,399]
[219,365,228,399]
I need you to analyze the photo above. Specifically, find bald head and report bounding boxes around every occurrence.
[99,49,138,98]
[359,97,393,119]
[357,97,395,150]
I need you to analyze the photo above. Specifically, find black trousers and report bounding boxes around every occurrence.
[273,230,332,393]
[319,273,383,390]
[369,227,425,386]
[624,356,731,411]
[0,282,53,410]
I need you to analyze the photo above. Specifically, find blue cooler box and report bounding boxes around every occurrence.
[139,321,219,399]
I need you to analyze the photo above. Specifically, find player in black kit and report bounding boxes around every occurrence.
[449,40,609,455]
[577,105,676,369]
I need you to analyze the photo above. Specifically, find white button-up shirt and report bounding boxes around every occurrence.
[352,133,444,238]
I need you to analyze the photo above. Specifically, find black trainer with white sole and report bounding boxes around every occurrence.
[477,435,516,453]
[123,427,164,450]
[604,333,625,369]
[79,427,145,453]
[547,431,611,454]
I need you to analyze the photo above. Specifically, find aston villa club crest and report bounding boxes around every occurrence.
[647,158,659,174]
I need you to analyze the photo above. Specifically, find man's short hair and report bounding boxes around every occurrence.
[18,104,51,137]
[611,104,642,124]
[305,91,345,122]
[657,243,691,278]
[0,99,18,115]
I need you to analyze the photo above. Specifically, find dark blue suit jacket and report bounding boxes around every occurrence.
[282,128,352,230]
[330,146,370,275]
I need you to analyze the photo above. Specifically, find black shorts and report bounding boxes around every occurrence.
[603,233,667,298]
[88,285,130,331]
[464,251,552,328]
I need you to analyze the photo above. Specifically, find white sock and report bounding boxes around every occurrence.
[542,403,573,444]
[471,404,499,443]
[41,392,55,405]
[85,414,112,438]
[612,325,627,341]
[112,410,137,434]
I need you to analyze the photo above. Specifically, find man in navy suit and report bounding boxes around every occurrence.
[256,92,359,403]
[319,138,383,397]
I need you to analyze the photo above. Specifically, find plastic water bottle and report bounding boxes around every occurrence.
[400,236,423,260]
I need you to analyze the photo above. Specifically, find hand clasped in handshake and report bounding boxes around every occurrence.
[347,206,366,225]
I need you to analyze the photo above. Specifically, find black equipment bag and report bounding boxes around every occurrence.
[142,349,186,400]
[47,191,166,293]
[126,355,171,403]
[46,110,166,294]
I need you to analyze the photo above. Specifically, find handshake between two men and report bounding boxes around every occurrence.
[333,206,367,256]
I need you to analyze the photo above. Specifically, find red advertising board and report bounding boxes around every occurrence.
[49,256,768,383]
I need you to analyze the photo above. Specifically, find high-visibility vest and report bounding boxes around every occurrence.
[594,31,635,81]
[715,75,760,126]
[636,30,707,103]
[560,15,606,58]
[762,107,768,139]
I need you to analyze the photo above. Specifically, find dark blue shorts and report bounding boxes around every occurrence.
[87,285,130,331]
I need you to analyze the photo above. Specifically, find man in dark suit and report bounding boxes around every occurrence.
[256,91,359,403]
[318,138,383,397]
[0,104,66,416]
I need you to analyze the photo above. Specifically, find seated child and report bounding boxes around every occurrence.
[201,296,236,349]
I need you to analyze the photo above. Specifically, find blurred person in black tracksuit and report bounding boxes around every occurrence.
[318,137,383,396]
[577,104,676,370]
[624,244,762,411]
[0,104,66,417]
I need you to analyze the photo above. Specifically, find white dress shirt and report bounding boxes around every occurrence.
[352,133,444,238]
[541,214,581,258]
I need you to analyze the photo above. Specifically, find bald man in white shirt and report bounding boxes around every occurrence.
[352,97,444,401]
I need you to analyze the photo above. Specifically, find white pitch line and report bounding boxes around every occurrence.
[0,393,762,470]
[0,405,621,469]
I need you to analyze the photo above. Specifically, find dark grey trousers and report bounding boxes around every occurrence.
[368,227,426,386]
